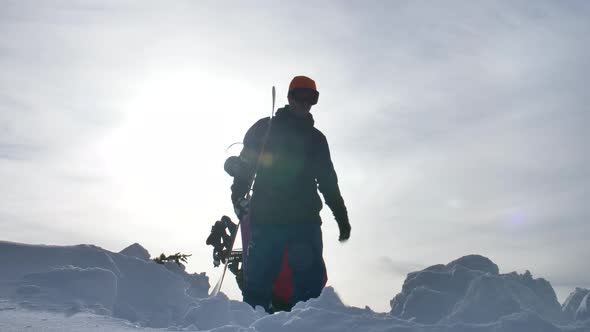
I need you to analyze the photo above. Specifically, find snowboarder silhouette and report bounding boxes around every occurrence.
[229,76,351,312]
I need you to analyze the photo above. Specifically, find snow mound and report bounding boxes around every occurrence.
[0,241,209,328]
[576,293,590,321]
[447,254,499,275]
[562,288,590,321]
[119,243,151,261]
[2,241,589,331]
[390,254,563,325]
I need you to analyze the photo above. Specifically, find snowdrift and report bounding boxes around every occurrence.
[390,255,563,324]
[0,241,208,327]
[1,240,589,332]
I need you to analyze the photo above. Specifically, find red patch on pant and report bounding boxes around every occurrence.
[271,247,329,306]
[272,247,293,304]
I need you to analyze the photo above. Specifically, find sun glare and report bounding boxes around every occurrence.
[103,70,207,179]
[94,65,276,232]
[96,68,237,223]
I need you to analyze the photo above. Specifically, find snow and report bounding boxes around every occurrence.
[563,288,590,322]
[390,254,566,325]
[1,241,589,332]
[119,243,151,261]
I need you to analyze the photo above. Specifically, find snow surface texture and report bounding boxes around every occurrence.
[562,288,590,322]
[1,241,589,332]
[0,241,208,328]
[119,243,151,261]
[390,255,564,324]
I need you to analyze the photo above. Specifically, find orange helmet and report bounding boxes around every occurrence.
[288,76,319,105]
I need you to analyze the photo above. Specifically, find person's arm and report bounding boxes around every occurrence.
[316,134,351,241]
[230,118,269,205]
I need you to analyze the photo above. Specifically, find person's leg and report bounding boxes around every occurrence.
[242,224,285,312]
[287,223,327,305]
[270,246,294,312]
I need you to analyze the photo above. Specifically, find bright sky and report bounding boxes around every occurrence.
[1,1,589,312]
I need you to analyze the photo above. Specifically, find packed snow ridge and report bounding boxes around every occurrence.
[0,240,589,332]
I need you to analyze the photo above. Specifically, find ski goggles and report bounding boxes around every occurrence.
[288,88,319,105]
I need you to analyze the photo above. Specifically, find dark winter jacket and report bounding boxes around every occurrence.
[231,105,348,227]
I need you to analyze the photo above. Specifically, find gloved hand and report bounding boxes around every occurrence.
[337,219,351,242]
[233,197,250,220]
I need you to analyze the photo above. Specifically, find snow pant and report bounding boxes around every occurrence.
[242,222,327,312]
